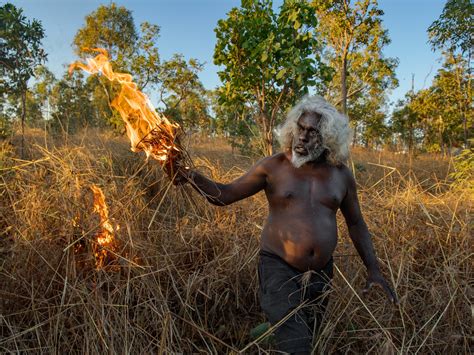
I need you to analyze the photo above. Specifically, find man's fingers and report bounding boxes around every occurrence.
[387,286,399,305]
[362,281,373,294]
[363,280,399,305]
[379,281,399,305]
[381,283,395,303]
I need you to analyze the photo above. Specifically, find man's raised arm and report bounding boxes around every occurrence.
[174,157,268,206]
[340,166,398,304]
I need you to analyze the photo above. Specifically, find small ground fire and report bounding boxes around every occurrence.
[90,184,117,268]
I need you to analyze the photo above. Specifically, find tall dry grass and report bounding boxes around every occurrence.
[0,128,472,354]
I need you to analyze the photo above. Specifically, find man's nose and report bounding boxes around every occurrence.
[299,131,308,142]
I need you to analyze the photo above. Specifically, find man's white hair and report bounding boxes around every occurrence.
[276,95,352,166]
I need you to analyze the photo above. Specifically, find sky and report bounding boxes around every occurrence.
[10,0,447,109]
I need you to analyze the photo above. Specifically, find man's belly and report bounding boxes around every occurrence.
[260,212,338,271]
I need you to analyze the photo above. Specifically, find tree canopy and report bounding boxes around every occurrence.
[312,0,398,148]
[428,0,473,55]
[1,1,470,154]
[214,0,331,155]
[0,2,47,146]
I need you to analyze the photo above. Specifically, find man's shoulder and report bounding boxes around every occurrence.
[252,152,289,175]
[258,151,289,166]
[326,162,354,182]
[333,162,351,174]
[332,163,356,188]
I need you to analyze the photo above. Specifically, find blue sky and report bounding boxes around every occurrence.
[11,0,446,108]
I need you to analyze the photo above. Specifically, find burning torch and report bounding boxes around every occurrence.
[69,48,190,181]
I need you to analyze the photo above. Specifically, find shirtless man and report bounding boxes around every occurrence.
[173,96,397,354]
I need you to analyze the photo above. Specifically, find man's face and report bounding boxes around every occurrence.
[291,112,325,168]
[292,112,323,155]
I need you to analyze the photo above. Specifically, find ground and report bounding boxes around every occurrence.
[0,128,471,353]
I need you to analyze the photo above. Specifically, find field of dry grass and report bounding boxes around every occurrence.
[0,128,472,354]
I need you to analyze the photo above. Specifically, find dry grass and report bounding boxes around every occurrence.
[0,128,472,354]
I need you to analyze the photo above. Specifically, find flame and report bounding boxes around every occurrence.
[69,48,181,164]
[90,184,117,268]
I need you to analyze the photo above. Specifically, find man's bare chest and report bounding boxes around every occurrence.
[265,168,347,211]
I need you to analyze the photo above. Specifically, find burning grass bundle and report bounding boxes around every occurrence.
[69,48,189,180]
[0,129,472,353]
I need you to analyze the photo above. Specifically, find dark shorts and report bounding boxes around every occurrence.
[258,250,333,354]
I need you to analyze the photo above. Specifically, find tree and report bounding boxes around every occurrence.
[428,0,473,56]
[73,3,137,70]
[390,53,472,153]
[428,0,473,146]
[30,65,56,121]
[311,0,398,121]
[156,54,209,130]
[413,54,471,151]
[50,71,95,135]
[431,53,472,148]
[391,94,423,153]
[73,3,161,128]
[0,3,47,152]
[210,90,262,153]
[350,97,388,148]
[214,0,330,155]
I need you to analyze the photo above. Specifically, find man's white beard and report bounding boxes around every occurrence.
[291,145,326,168]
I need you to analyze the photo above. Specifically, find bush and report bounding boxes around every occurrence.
[449,147,474,191]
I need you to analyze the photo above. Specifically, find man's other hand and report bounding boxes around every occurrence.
[363,270,399,305]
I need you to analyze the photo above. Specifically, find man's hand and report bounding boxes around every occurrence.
[363,269,398,305]
[164,155,191,186]
[171,161,191,186]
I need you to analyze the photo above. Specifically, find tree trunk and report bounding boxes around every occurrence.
[352,121,358,147]
[408,127,414,154]
[439,126,444,156]
[21,90,26,158]
[264,128,273,156]
[259,113,273,156]
[341,55,348,115]
[462,113,468,148]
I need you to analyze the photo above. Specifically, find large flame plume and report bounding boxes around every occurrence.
[90,184,117,269]
[69,48,183,170]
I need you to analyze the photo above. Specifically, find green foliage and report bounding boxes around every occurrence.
[0,2,47,142]
[73,3,210,132]
[428,0,473,55]
[312,0,398,145]
[0,101,11,138]
[391,95,423,152]
[214,0,329,155]
[449,146,474,191]
[209,91,257,155]
[159,54,210,130]
[425,0,472,149]
[73,3,163,130]
[22,91,43,124]
[49,71,96,134]
[353,100,389,148]
[392,52,472,152]
[312,0,399,99]
[73,3,138,67]
[33,65,56,104]
[0,3,47,95]
[130,22,161,90]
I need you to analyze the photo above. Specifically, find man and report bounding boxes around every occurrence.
[172,96,397,354]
